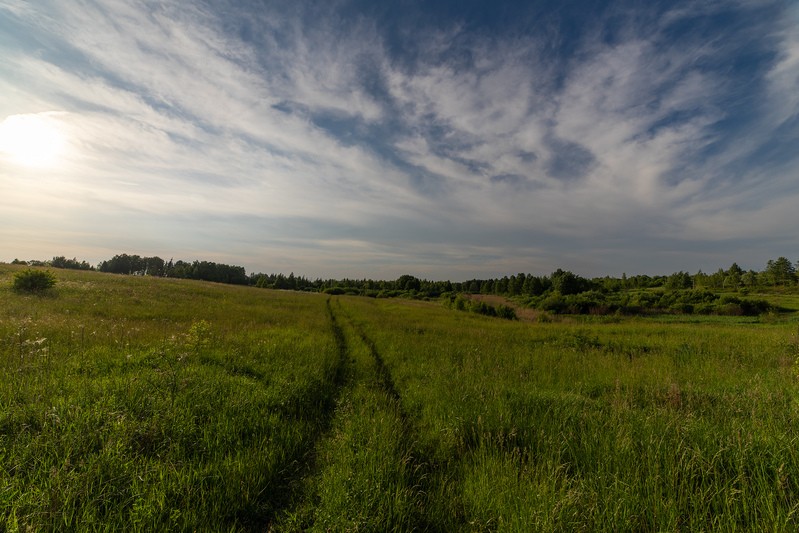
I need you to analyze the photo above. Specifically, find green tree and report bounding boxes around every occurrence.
[495,276,509,294]
[765,257,796,286]
[709,268,725,290]
[51,256,93,270]
[665,271,692,290]
[741,270,758,288]
[396,274,421,292]
[724,263,743,289]
[550,269,590,295]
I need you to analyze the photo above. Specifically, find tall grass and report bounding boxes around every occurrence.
[2,264,798,531]
[338,296,799,531]
[0,265,341,531]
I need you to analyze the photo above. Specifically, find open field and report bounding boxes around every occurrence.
[2,264,799,531]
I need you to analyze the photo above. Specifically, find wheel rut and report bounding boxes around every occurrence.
[261,297,353,529]
[271,298,444,531]
[339,307,441,531]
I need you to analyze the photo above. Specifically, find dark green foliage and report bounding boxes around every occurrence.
[550,268,593,295]
[445,296,517,320]
[187,260,247,285]
[12,269,56,292]
[766,257,796,286]
[322,287,346,295]
[99,254,247,285]
[665,271,692,290]
[13,251,799,311]
[99,253,161,275]
[496,304,517,320]
[540,293,568,313]
[396,274,421,292]
[51,256,93,270]
[472,301,496,317]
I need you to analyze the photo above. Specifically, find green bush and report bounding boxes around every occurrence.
[496,304,517,320]
[323,287,346,295]
[12,269,57,293]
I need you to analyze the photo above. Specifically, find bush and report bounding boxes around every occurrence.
[496,304,517,320]
[471,301,497,317]
[540,294,567,313]
[323,287,345,295]
[739,298,772,315]
[13,269,57,293]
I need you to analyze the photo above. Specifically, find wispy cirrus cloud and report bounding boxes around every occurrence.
[1,0,796,278]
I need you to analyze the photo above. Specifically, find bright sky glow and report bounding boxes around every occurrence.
[0,113,66,168]
[0,1,797,279]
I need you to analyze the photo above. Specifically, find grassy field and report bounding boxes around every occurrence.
[2,264,799,531]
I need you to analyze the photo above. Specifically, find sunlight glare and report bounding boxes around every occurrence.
[0,113,67,168]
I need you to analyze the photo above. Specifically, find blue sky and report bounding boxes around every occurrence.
[1,0,797,280]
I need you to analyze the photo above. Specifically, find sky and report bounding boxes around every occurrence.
[1,0,798,280]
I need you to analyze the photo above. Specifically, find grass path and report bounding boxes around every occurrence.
[260,298,354,528]
[276,298,439,531]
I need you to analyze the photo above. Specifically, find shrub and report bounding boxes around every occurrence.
[540,294,567,313]
[323,287,345,295]
[13,269,57,293]
[496,304,517,320]
[739,298,772,315]
[471,301,497,317]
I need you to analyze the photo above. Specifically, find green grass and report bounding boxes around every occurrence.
[2,264,799,531]
[0,265,343,531]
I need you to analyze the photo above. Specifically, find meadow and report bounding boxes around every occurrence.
[2,264,799,531]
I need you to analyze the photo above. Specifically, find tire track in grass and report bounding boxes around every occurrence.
[343,311,444,532]
[260,297,353,529]
[356,322,402,405]
[324,297,351,392]
[275,300,445,531]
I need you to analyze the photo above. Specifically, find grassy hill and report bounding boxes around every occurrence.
[2,264,799,531]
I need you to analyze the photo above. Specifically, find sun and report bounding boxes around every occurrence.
[0,113,67,168]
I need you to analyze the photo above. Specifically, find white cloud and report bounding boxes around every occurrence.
[766,18,799,127]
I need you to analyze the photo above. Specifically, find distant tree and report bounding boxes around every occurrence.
[709,268,726,290]
[765,257,796,286]
[665,271,692,290]
[600,276,622,292]
[168,260,191,278]
[480,279,494,294]
[522,275,548,296]
[550,269,591,295]
[724,263,743,289]
[274,273,289,289]
[495,276,509,295]
[396,275,421,292]
[142,256,166,276]
[690,270,705,289]
[99,254,144,274]
[741,270,758,288]
[507,274,524,296]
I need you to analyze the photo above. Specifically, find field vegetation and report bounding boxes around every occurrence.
[2,263,799,531]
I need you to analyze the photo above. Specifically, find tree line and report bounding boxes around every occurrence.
[9,253,799,303]
[13,254,248,285]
